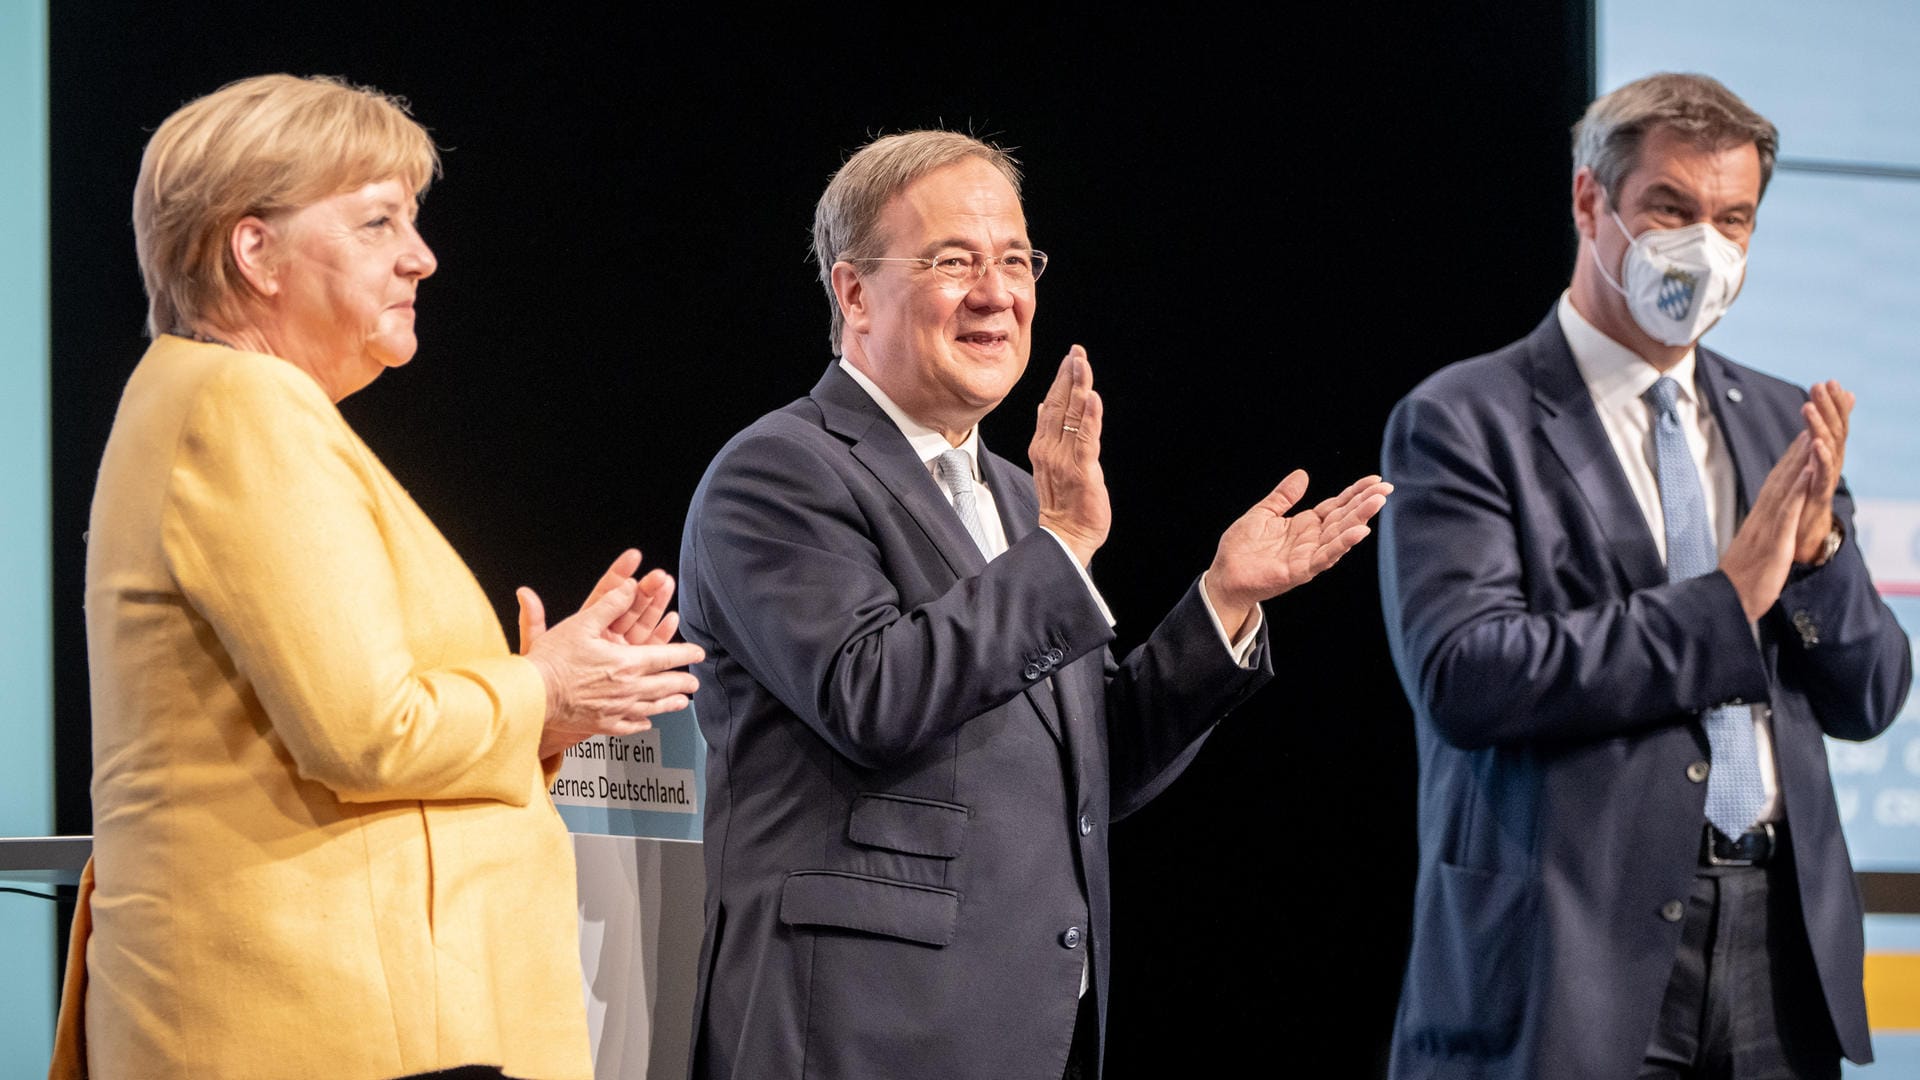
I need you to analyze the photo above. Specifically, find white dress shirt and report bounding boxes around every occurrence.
[1556,293,1781,823]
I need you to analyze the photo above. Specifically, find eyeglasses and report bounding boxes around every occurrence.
[845,249,1049,288]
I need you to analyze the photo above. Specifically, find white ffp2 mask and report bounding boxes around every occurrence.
[1592,210,1747,347]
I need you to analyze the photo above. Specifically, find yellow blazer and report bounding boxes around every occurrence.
[53,335,592,1079]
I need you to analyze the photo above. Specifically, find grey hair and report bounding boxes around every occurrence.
[811,130,1022,355]
[1572,72,1779,205]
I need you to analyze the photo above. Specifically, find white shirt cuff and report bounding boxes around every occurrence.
[1040,527,1117,628]
[1200,573,1263,668]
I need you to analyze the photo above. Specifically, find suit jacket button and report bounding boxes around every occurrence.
[1023,663,1042,680]
[1079,814,1093,836]
[1660,900,1685,923]
[1061,926,1083,949]
[1687,761,1709,783]
[1046,647,1065,664]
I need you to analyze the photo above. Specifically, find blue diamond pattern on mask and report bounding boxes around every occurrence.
[1645,376,1766,837]
[935,448,992,558]
[1657,268,1698,321]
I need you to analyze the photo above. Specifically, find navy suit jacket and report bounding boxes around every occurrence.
[1380,312,1910,1080]
[679,364,1272,1080]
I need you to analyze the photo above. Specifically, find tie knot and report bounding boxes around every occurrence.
[1645,376,1682,418]
[935,448,975,496]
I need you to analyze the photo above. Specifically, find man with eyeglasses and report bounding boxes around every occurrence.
[678,130,1390,1079]
[1380,74,1909,1079]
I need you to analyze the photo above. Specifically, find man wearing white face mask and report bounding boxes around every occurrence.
[1594,197,1749,348]
[1380,73,1910,1080]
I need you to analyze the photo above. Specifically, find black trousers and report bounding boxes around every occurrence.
[1640,830,1843,1079]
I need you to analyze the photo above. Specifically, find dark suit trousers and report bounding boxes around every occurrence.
[1640,828,1842,1080]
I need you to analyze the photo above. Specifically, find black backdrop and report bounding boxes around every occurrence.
[48,5,1590,1075]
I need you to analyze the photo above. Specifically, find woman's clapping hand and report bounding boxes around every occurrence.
[518,549,704,759]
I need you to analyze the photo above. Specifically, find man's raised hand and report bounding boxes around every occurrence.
[1203,471,1393,638]
[1031,346,1110,567]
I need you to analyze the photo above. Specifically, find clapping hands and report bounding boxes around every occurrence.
[518,549,704,759]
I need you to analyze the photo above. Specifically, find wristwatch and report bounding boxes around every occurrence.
[1812,515,1843,567]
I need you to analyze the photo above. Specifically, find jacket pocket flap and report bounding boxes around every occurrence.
[847,793,969,858]
[779,870,960,947]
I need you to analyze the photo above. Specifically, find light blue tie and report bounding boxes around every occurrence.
[1645,376,1766,837]
[935,449,992,557]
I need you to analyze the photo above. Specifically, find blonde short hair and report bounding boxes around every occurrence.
[132,74,441,338]
[811,130,1022,354]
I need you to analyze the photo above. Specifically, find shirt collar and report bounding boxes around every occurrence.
[837,357,983,477]
[1556,290,1699,413]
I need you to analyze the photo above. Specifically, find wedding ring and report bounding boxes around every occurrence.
[1062,424,1079,434]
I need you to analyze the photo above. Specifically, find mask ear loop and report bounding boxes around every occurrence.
[1590,207,1636,298]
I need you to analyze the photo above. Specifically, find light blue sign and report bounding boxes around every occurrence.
[552,704,706,841]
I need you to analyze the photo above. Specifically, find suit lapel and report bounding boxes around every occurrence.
[1527,314,1668,593]
[1694,353,1779,667]
[1692,352,1765,517]
[812,366,988,580]
[982,448,1035,550]
[813,365,1067,747]
[982,448,1069,748]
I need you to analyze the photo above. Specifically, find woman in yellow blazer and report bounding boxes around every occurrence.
[50,74,702,1080]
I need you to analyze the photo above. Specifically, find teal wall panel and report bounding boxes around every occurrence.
[0,0,57,1070]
